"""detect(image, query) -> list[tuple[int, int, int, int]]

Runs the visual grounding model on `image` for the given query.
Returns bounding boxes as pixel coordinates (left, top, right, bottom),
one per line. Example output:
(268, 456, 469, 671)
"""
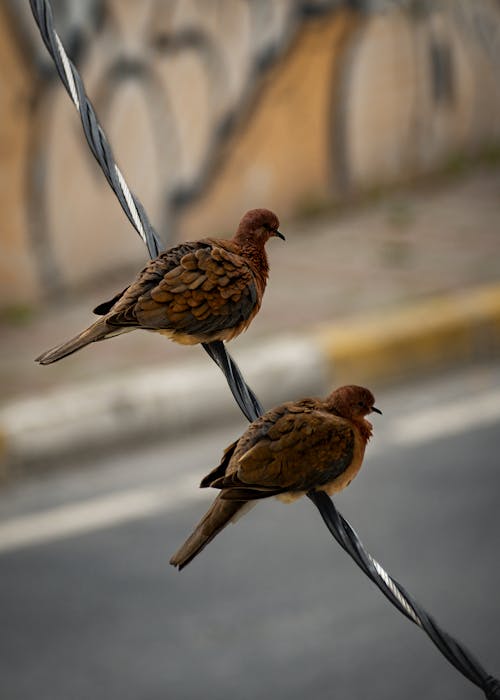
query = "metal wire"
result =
(29, 1, 499, 697)
(308, 490, 500, 699)
(29, 0, 162, 259)
(201, 341, 263, 422)
(29, 0, 262, 424)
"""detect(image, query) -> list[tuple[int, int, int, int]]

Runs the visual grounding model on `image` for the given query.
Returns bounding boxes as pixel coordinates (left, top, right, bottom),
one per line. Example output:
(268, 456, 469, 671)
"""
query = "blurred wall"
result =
(0, 4, 40, 306)
(343, 4, 500, 188)
(1, 0, 500, 308)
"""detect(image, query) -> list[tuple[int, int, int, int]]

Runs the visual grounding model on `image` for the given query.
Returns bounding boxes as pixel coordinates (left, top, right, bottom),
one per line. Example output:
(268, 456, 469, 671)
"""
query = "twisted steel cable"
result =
(28, 0, 262, 424)
(29, 0, 162, 259)
(28, 0, 499, 696)
(308, 491, 500, 699)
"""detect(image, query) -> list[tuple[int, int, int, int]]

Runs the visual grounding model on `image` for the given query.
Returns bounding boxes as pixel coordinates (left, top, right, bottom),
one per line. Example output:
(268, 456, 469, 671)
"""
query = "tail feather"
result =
(170, 496, 249, 570)
(35, 319, 115, 365)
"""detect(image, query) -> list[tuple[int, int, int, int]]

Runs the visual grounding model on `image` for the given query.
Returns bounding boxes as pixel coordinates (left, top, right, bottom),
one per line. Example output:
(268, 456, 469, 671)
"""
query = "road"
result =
(1, 364, 500, 700)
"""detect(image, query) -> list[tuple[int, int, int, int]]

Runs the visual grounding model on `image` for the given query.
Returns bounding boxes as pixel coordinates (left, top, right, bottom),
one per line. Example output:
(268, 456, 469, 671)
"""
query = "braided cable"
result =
(29, 0, 162, 259)
(308, 490, 500, 698)
(28, 1, 499, 696)
(29, 0, 262, 422)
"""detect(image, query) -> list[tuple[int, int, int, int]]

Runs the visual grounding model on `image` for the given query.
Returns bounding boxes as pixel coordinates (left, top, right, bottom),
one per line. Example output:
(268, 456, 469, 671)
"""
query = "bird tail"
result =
(35, 318, 119, 365)
(170, 495, 250, 570)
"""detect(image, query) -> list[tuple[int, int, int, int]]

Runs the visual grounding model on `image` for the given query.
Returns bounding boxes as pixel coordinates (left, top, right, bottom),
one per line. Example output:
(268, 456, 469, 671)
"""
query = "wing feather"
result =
(101, 240, 258, 336)
(206, 402, 355, 499)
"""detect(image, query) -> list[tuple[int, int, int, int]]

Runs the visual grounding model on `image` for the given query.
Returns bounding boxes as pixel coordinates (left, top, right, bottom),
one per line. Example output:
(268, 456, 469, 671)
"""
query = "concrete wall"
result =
(179, 11, 360, 240)
(0, 5, 40, 306)
(1, 0, 500, 308)
(342, 4, 500, 189)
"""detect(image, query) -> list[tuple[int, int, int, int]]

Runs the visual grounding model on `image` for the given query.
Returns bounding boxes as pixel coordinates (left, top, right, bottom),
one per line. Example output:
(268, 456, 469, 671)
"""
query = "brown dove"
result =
(36, 208, 284, 364)
(170, 385, 381, 570)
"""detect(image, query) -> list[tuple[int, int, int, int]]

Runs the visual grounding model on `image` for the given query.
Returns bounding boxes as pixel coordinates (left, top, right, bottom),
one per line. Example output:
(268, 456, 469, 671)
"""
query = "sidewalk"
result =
(1, 165, 500, 474)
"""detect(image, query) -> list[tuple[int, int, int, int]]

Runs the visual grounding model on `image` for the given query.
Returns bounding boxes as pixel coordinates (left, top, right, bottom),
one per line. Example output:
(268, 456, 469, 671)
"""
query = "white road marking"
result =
(1, 388, 499, 554)
(0, 474, 207, 555)
(391, 388, 500, 445)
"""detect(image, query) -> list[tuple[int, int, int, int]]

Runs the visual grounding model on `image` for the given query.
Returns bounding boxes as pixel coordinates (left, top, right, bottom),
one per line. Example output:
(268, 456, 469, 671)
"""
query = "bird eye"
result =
(358, 401, 364, 407)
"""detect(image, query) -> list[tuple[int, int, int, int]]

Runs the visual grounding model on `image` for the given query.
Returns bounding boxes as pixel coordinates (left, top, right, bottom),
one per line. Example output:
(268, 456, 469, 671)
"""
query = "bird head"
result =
(325, 385, 382, 420)
(235, 208, 285, 245)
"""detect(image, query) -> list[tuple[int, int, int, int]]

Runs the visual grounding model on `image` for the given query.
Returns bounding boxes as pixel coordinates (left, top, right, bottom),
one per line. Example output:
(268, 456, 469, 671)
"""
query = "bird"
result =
(170, 384, 381, 570)
(35, 208, 284, 365)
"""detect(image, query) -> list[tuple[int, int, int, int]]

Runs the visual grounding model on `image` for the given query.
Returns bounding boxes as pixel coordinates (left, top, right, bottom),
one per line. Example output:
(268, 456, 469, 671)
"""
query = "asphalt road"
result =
(1, 364, 500, 700)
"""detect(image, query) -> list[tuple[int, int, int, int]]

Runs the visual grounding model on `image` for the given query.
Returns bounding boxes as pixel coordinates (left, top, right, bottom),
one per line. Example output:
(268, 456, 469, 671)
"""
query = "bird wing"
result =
(93, 288, 128, 316)
(200, 439, 238, 488)
(210, 404, 355, 500)
(103, 240, 258, 334)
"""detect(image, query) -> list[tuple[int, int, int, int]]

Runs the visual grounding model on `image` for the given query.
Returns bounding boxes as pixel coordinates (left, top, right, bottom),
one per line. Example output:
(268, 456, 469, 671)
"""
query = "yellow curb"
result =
(315, 282, 500, 387)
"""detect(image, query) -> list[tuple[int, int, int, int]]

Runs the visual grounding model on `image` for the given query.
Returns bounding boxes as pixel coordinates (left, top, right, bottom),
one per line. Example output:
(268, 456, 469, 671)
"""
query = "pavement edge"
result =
(315, 282, 500, 386)
(1, 282, 500, 477)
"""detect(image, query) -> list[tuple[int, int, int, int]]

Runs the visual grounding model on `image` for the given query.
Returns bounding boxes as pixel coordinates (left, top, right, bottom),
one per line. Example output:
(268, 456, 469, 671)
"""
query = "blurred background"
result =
(1, 1, 500, 699)
(2, 0, 500, 304)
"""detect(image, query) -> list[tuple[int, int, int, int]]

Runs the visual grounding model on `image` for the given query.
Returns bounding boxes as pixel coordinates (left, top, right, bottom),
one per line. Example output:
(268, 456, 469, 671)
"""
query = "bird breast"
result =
(319, 429, 367, 496)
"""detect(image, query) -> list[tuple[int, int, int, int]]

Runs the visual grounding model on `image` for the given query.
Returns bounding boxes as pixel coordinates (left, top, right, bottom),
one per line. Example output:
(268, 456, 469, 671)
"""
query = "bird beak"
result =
(371, 406, 383, 415)
(273, 230, 286, 241)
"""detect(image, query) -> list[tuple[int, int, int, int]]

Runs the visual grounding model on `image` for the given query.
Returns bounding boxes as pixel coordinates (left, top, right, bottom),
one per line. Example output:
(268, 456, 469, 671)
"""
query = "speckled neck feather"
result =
(237, 238, 269, 289)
